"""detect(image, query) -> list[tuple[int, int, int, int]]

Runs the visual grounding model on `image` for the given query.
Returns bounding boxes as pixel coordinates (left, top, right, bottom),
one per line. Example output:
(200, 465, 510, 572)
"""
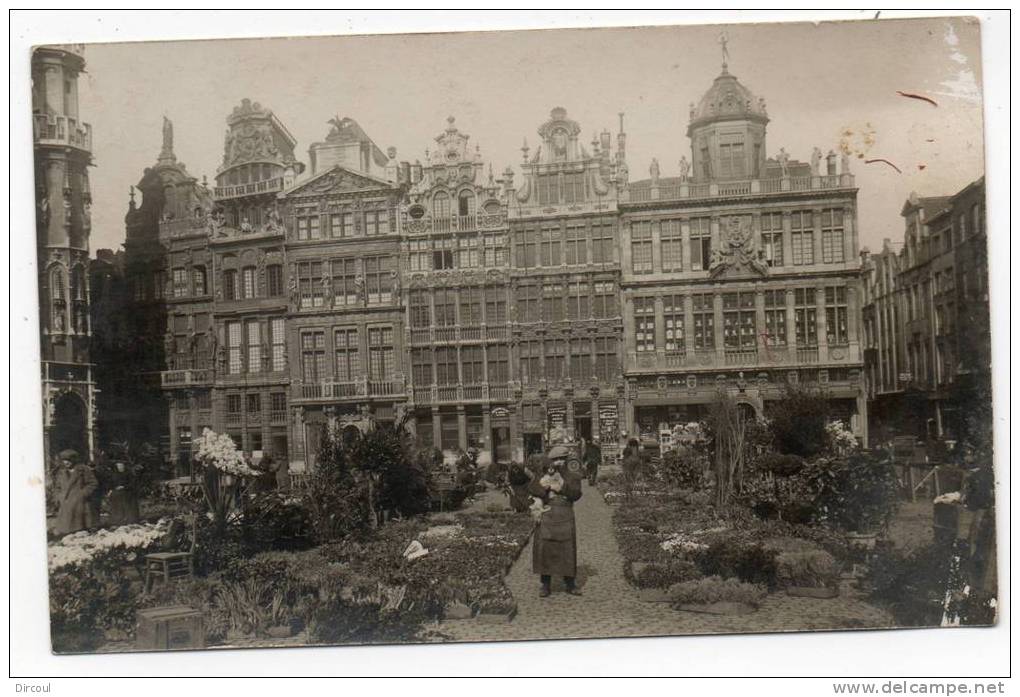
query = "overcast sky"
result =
(75, 16, 984, 254)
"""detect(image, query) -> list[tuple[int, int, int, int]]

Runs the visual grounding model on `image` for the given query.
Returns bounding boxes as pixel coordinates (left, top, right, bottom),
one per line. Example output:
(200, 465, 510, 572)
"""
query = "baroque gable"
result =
(284, 166, 396, 199)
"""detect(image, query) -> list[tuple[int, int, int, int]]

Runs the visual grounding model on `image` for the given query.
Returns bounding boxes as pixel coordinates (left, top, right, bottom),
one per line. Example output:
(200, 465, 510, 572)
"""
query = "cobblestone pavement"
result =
(438, 482, 894, 643)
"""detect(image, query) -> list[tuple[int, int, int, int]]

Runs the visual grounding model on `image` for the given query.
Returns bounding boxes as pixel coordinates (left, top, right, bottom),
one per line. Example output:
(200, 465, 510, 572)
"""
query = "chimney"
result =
(410, 160, 423, 184)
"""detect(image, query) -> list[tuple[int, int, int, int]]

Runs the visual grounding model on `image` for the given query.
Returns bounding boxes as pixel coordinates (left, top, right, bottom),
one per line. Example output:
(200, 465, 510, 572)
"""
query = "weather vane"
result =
(718, 31, 730, 69)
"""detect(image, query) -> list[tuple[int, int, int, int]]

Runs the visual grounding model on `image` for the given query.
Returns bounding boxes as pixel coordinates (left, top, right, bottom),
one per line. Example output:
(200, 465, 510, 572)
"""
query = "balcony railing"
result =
(299, 378, 405, 401)
(403, 211, 507, 234)
(410, 383, 515, 405)
(626, 174, 854, 204)
(408, 324, 512, 345)
(269, 410, 288, 425)
(627, 344, 851, 371)
(33, 114, 92, 151)
(214, 177, 284, 201)
(161, 368, 214, 387)
(42, 361, 90, 383)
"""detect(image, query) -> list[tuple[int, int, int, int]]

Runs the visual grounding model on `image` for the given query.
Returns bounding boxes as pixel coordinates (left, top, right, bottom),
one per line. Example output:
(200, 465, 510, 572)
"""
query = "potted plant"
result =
(775, 549, 840, 598)
(193, 428, 260, 536)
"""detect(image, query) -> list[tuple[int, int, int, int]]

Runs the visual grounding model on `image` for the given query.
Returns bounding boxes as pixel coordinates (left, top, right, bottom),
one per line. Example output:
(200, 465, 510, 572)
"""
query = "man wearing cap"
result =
(53, 449, 99, 537)
(528, 444, 583, 597)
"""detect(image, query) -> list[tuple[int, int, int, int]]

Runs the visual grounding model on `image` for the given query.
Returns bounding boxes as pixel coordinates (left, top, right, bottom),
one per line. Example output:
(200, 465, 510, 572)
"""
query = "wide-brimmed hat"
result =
(546, 445, 571, 460)
(58, 449, 81, 463)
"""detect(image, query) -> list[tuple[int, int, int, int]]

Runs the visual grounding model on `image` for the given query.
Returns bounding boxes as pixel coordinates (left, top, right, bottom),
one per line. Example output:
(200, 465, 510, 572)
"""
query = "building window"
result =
(485, 287, 507, 324)
(440, 413, 459, 450)
(761, 213, 784, 266)
(270, 393, 287, 421)
(296, 214, 321, 241)
(297, 261, 323, 308)
(487, 344, 509, 384)
(409, 239, 432, 271)
(461, 346, 484, 384)
(365, 209, 390, 236)
(435, 346, 458, 385)
(594, 337, 618, 382)
(562, 173, 586, 204)
(519, 284, 540, 323)
(434, 288, 456, 326)
(267, 264, 283, 297)
(246, 392, 261, 416)
(825, 286, 848, 345)
(193, 266, 208, 296)
(660, 220, 683, 272)
(794, 288, 818, 347)
(971, 203, 982, 237)
(172, 268, 188, 298)
(664, 294, 685, 353)
(246, 320, 262, 373)
(300, 331, 326, 382)
(536, 174, 560, 206)
(544, 340, 566, 382)
(700, 146, 712, 179)
(433, 192, 450, 219)
(591, 222, 614, 264)
(593, 281, 617, 318)
(540, 225, 561, 267)
(330, 258, 358, 307)
(195, 391, 212, 411)
(718, 139, 745, 179)
(723, 292, 756, 350)
(411, 348, 433, 387)
(689, 217, 711, 271)
(570, 338, 592, 382)
(791, 211, 815, 265)
(226, 394, 242, 418)
(692, 293, 715, 350)
(764, 290, 788, 347)
(955, 213, 967, 244)
(334, 327, 359, 381)
(154, 270, 167, 300)
(459, 287, 482, 326)
(634, 297, 656, 352)
(565, 224, 587, 265)
(631, 221, 653, 274)
(566, 281, 590, 320)
(227, 321, 243, 374)
(520, 341, 541, 385)
(241, 266, 257, 299)
(458, 191, 476, 218)
(270, 318, 286, 372)
(432, 237, 455, 270)
(483, 233, 508, 267)
(364, 255, 394, 304)
(457, 235, 479, 268)
(821, 209, 845, 263)
(368, 326, 395, 381)
(409, 289, 431, 328)
(514, 227, 538, 268)
(543, 283, 564, 322)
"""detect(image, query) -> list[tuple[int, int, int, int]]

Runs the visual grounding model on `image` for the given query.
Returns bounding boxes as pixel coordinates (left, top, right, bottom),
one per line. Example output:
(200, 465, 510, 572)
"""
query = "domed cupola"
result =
(686, 51, 769, 182)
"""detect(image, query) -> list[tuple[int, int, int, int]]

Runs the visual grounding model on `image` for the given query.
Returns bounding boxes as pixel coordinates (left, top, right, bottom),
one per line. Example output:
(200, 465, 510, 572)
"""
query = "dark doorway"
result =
(491, 426, 511, 463)
(574, 417, 592, 442)
(51, 392, 87, 457)
(524, 433, 543, 458)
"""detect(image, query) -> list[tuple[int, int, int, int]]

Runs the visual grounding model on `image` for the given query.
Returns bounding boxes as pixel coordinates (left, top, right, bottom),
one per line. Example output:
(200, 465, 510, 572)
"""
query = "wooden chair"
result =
(144, 512, 197, 593)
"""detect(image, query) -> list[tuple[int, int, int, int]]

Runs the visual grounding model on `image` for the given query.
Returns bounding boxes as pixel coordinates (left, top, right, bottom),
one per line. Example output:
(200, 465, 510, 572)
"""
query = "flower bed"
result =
(49, 520, 171, 572)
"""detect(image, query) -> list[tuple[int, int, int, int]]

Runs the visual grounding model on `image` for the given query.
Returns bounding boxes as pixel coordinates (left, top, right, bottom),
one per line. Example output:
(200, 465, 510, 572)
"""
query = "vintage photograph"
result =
(32, 15, 995, 655)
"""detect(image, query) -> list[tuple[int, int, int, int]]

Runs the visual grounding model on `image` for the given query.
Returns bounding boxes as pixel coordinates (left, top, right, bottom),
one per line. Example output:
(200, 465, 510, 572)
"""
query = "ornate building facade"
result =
(33, 44, 97, 461)
(619, 61, 868, 443)
(862, 179, 988, 444)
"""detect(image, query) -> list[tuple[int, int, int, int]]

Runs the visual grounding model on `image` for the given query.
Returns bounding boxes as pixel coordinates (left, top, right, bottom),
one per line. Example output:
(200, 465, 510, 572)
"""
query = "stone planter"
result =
(676, 601, 758, 616)
(786, 585, 839, 599)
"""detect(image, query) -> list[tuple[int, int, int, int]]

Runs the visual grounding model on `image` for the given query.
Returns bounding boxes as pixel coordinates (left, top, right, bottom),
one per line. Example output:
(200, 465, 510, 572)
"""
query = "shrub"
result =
(240, 491, 314, 553)
(631, 560, 703, 589)
(775, 550, 839, 588)
(803, 452, 900, 532)
(655, 448, 706, 490)
(694, 538, 780, 589)
(766, 385, 831, 459)
(670, 576, 767, 607)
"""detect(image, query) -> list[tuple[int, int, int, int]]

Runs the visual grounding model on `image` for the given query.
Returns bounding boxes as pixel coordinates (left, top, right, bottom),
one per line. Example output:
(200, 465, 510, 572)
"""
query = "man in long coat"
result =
(528, 445, 583, 597)
(53, 450, 98, 537)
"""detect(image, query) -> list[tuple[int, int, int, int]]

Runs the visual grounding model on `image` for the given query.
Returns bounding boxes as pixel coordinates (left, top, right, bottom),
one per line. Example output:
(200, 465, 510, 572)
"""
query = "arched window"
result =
(433, 192, 450, 219)
(70, 265, 86, 301)
(50, 266, 66, 332)
(457, 190, 475, 217)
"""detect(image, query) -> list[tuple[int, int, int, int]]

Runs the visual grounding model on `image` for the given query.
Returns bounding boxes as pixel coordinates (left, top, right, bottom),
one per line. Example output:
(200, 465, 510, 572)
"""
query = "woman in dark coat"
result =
(53, 450, 98, 537)
(528, 446, 583, 597)
(106, 461, 141, 525)
(506, 462, 532, 513)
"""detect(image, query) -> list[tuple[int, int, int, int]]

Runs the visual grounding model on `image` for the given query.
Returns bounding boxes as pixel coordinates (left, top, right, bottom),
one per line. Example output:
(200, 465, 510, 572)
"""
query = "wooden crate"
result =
(136, 605, 205, 651)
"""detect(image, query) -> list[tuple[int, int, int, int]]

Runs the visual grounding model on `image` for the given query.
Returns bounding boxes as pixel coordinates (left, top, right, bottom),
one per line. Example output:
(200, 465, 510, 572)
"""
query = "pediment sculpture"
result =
(709, 216, 768, 278)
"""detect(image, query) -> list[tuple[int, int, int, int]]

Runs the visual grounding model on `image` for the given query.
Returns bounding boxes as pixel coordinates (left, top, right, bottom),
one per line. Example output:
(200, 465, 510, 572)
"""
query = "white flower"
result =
(48, 519, 171, 572)
(193, 427, 260, 477)
(660, 533, 709, 554)
(934, 491, 963, 505)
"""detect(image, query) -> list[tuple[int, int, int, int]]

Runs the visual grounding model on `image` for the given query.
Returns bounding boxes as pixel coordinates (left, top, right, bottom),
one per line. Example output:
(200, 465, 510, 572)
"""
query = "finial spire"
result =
(158, 115, 176, 164)
(718, 31, 730, 72)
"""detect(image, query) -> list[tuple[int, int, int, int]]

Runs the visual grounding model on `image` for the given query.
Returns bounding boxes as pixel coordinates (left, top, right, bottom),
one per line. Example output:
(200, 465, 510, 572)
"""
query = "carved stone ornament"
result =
(709, 216, 769, 278)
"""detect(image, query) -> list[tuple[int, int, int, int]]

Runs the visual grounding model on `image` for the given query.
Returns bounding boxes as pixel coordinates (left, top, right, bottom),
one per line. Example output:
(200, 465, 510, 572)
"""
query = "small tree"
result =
(767, 384, 831, 459)
(706, 394, 749, 508)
